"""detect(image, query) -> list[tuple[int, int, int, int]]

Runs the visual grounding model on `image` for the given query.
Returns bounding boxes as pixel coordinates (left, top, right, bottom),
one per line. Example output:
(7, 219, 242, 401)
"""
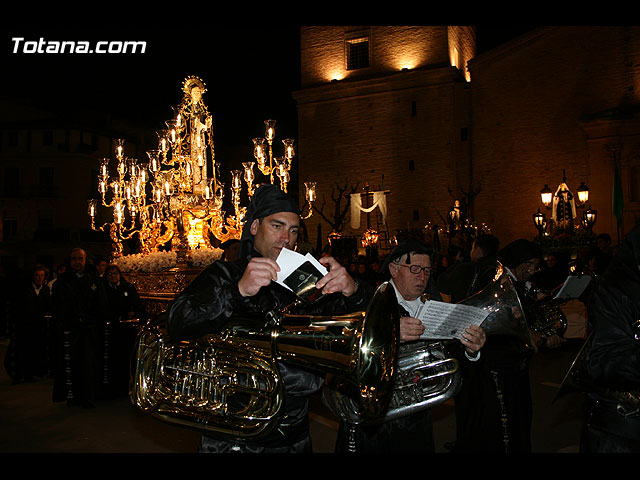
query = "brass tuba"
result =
(322, 261, 531, 425)
(130, 281, 399, 439)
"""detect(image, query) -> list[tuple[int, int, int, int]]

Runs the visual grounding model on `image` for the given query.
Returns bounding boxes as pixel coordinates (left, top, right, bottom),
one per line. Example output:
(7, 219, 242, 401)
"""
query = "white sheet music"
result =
(554, 275, 591, 300)
(275, 248, 328, 292)
(417, 300, 490, 340)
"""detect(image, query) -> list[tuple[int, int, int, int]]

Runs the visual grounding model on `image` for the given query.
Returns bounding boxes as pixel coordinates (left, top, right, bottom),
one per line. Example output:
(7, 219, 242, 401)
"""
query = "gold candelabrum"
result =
(89, 76, 245, 261)
(249, 119, 315, 219)
(89, 76, 316, 260)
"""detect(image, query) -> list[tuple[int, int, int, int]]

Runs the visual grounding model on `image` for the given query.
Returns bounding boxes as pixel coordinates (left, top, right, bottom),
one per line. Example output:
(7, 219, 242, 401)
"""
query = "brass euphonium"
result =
(322, 261, 532, 425)
(527, 261, 594, 338)
(130, 281, 399, 439)
(525, 285, 570, 338)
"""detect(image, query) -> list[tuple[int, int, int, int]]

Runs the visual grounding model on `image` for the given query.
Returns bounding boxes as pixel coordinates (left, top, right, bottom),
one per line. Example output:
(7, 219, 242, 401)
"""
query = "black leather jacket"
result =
(167, 250, 373, 449)
(587, 226, 640, 395)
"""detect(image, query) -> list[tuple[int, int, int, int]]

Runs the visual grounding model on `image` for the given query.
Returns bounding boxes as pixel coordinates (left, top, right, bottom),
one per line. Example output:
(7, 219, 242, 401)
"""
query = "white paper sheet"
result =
(275, 248, 328, 292)
(417, 300, 490, 340)
(553, 275, 591, 300)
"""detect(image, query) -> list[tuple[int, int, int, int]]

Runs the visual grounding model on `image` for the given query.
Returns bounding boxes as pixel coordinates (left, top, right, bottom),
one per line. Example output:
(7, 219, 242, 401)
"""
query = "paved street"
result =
(0, 337, 585, 454)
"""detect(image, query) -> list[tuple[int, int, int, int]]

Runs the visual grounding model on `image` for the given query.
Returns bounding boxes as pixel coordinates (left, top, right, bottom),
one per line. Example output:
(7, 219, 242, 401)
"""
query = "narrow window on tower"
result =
(346, 36, 370, 70)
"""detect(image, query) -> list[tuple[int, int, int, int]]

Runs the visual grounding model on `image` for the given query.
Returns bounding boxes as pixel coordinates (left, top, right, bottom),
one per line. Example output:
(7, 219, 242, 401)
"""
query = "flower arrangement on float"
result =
(112, 247, 223, 273)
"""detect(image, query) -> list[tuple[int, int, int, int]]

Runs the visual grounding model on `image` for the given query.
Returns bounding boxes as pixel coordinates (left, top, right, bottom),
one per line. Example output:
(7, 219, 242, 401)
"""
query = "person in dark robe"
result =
(51, 248, 108, 407)
(220, 238, 241, 262)
(8, 265, 51, 383)
(168, 184, 370, 453)
(103, 264, 144, 397)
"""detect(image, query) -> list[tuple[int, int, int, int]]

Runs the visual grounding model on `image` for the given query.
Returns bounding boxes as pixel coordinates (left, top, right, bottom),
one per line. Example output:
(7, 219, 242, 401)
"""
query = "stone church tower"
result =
(294, 26, 476, 256)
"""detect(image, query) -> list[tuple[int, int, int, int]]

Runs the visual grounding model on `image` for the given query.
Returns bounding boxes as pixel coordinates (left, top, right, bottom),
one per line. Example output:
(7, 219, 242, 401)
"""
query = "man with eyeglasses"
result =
(334, 238, 486, 453)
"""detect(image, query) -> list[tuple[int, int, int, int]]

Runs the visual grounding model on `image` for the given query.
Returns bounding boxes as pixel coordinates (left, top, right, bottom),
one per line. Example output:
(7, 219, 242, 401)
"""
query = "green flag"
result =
(613, 154, 624, 225)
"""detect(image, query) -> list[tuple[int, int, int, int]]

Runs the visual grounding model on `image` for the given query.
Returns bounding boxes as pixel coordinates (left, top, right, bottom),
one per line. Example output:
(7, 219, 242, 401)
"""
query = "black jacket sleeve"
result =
(168, 260, 252, 340)
(587, 227, 640, 393)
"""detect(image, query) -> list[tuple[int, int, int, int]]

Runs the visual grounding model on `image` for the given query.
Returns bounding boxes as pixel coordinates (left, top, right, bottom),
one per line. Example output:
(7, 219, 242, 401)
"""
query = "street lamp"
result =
(576, 182, 590, 204)
(533, 208, 546, 238)
(540, 184, 553, 208)
(582, 206, 597, 232)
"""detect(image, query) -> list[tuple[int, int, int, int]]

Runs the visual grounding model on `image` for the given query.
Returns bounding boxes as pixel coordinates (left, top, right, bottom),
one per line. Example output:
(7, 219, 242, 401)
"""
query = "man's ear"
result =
(388, 263, 397, 280)
(249, 218, 260, 236)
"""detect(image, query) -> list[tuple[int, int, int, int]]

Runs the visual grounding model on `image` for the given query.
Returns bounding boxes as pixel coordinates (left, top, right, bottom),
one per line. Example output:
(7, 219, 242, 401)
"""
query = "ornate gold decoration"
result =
(89, 76, 316, 260)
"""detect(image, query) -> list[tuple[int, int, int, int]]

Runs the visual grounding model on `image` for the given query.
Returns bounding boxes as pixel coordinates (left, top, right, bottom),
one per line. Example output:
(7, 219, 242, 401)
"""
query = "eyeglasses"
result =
(523, 261, 540, 272)
(397, 264, 432, 275)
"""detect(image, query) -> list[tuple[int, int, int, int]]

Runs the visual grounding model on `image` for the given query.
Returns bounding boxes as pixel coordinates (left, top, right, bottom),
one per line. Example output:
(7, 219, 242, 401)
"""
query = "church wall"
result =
(469, 26, 640, 246)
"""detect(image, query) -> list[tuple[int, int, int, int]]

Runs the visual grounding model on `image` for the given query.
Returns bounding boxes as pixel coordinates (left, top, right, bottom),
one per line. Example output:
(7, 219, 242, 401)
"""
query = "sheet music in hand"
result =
(275, 248, 328, 302)
(416, 300, 490, 340)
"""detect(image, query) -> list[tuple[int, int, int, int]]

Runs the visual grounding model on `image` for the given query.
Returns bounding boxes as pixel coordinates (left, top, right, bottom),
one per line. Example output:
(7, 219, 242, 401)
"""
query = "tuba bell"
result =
(130, 281, 399, 439)
(322, 261, 532, 425)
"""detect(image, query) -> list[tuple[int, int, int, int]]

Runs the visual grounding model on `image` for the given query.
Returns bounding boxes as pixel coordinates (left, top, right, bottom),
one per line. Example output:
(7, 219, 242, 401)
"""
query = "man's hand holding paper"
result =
(316, 256, 359, 297)
(417, 300, 490, 341)
(275, 248, 328, 301)
(274, 249, 360, 301)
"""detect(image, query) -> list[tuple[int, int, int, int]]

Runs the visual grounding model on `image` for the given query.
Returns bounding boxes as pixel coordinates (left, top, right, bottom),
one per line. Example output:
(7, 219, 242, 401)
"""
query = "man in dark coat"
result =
(104, 264, 144, 397)
(581, 225, 640, 452)
(9, 265, 51, 383)
(168, 184, 370, 453)
(437, 233, 500, 304)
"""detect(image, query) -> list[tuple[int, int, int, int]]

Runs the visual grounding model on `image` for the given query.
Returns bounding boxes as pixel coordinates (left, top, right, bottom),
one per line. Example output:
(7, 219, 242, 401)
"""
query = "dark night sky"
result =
(1, 24, 536, 153)
(1, 25, 302, 148)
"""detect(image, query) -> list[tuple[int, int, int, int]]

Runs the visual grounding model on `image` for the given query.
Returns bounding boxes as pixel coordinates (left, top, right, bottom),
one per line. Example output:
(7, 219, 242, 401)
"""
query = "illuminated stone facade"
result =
(294, 26, 475, 255)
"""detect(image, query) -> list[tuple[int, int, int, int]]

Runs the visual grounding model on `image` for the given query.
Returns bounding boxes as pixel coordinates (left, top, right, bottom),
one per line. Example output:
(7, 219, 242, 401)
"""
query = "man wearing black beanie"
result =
(168, 184, 371, 453)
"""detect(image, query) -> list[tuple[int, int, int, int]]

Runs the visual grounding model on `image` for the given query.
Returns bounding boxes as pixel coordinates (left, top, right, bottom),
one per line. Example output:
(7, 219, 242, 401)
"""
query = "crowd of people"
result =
(2, 182, 637, 453)
(3, 249, 144, 407)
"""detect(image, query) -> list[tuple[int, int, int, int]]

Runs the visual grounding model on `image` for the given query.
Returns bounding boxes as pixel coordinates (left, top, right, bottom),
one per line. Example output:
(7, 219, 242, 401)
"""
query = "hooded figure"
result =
(168, 184, 370, 453)
(582, 224, 640, 452)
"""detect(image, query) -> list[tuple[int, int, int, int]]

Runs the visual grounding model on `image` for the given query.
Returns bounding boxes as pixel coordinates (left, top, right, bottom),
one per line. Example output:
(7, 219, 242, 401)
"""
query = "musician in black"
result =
(168, 184, 370, 453)
(453, 239, 540, 453)
(581, 224, 640, 452)
(334, 239, 486, 453)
